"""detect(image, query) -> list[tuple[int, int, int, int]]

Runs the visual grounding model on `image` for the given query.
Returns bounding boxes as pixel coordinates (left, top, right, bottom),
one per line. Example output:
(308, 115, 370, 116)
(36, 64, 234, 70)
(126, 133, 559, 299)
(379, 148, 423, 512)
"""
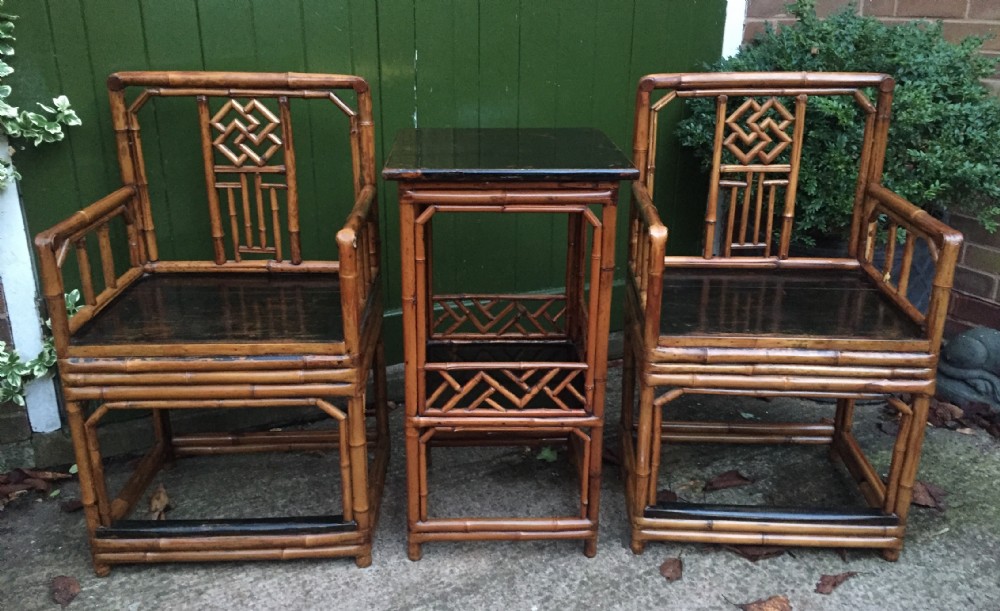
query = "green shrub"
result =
(675, 0, 1000, 244)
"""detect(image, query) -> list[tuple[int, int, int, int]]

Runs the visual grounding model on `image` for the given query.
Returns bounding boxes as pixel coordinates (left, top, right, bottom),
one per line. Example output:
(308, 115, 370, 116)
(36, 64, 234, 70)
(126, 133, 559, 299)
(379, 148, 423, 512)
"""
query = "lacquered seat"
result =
(73, 273, 344, 346)
(660, 268, 923, 341)
(622, 72, 962, 561)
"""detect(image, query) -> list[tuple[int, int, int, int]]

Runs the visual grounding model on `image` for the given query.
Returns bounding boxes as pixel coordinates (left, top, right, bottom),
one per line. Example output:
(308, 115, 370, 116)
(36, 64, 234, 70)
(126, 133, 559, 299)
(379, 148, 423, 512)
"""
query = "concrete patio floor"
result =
(3, 359, 1000, 610)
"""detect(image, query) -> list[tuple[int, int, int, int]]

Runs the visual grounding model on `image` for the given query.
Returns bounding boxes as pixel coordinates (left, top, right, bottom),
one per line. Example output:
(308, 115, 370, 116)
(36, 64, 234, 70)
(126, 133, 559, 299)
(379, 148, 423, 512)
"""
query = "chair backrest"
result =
(632, 72, 894, 260)
(107, 71, 376, 266)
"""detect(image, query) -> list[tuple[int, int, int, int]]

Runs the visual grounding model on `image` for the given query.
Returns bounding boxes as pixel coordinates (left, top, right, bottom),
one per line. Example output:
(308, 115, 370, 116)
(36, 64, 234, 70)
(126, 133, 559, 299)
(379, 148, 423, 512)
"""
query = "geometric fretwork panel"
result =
(432, 296, 567, 339)
(211, 99, 283, 167)
(723, 97, 794, 165)
(203, 97, 293, 262)
(424, 366, 587, 413)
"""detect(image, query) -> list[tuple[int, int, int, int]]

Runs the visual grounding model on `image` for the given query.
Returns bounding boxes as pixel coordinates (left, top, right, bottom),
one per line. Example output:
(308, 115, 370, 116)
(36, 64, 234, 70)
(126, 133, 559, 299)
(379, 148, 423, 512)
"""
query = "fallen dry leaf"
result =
(23, 478, 51, 493)
(22, 469, 73, 482)
(738, 594, 792, 611)
(958, 400, 991, 420)
(60, 498, 84, 513)
(149, 483, 170, 520)
(928, 399, 964, 428)
(607, 358, 623, 369)
(656, 489, 678, 504)
(724, 545, 786, 562)
(957, 402, 1000, 439)
(955, 427, 976, 435)
(659, 557, 682, 582)
(911, 481, 947, 511)
(815, 571, 857, 594)
(675, 479, 705, 495)
(0, 483, 34, 497)
(704, 469, 753, 492)
(0, 487, 29, 509)
(50, 575, 81, 607)
(5, 469, 27, 484)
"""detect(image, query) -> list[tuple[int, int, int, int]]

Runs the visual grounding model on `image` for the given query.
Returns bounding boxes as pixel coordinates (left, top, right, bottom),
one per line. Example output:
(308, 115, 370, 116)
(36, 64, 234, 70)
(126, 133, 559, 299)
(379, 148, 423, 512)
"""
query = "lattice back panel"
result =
(199, 96, 300, 263)
(712, 96, 803, 258)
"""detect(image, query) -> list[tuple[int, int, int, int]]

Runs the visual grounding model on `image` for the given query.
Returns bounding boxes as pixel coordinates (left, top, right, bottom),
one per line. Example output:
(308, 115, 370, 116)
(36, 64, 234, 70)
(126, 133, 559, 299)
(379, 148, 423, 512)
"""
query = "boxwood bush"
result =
(675, 0, 1000, 245)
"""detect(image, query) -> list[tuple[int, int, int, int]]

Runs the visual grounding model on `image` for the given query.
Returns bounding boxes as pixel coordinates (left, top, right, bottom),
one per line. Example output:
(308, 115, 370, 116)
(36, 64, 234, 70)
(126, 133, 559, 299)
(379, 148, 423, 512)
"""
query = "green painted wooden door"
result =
(8, 0, 725, 363)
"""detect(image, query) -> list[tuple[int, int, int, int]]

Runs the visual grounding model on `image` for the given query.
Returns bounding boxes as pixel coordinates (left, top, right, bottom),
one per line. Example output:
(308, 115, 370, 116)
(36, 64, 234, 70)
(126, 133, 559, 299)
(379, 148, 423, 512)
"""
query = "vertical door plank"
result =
(476, 0, 520, 294)
(140, 0, 207, 261)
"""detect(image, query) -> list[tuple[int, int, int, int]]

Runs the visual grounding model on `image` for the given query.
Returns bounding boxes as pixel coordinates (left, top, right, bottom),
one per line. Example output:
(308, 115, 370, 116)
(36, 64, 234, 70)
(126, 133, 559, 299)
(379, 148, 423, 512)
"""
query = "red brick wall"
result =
(744, 0, 1000, 333)
(744, 1, 1000, 94)
(947, 214, 1000, 334)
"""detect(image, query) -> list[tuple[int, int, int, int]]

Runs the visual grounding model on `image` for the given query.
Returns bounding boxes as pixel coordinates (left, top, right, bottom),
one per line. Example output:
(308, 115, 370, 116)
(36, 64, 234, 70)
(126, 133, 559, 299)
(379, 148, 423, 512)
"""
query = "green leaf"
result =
(536, 447, 558, 463)
(68, 464, 78, 475)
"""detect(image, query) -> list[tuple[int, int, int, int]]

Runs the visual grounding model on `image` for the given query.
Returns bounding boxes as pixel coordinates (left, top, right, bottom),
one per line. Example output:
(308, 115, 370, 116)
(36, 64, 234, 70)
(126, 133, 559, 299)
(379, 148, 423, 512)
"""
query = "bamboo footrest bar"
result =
(622, 72, 963, 561)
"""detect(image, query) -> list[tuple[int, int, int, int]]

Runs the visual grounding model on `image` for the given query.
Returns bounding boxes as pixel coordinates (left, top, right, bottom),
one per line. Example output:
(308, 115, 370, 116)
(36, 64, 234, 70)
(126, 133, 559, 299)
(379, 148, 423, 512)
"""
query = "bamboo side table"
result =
(384, 128, 637, 559)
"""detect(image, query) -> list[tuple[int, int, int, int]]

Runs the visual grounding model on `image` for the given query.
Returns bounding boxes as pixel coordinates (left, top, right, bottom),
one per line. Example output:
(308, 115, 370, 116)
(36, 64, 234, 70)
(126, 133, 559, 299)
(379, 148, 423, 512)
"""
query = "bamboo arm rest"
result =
(861, 183, 962, 350)
(34, 186, 136, 250)
(865, 184, 963, 252)
(34, 186, 144, 355)
(629, 182, 668, 348)
(336, 184, 379, 355)
(108, 71, 368, 93)
(632, 182, 668, 243)
(337, 185, 377, 242)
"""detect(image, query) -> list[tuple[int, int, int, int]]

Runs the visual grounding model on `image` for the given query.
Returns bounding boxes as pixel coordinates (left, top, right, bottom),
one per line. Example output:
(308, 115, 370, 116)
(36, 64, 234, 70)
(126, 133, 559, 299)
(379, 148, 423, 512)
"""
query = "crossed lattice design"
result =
(723, 97, 795, 165)
(425, 367, 587, 413)
(211, 99, 283, 167)
(432, 297, 567, 338)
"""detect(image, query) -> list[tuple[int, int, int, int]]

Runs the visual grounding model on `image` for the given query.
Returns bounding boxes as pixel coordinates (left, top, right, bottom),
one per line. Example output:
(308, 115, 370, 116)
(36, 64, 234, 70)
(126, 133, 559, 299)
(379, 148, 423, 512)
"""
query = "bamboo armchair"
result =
(622, 73, 963, 560)
(34, 71, 388, 574)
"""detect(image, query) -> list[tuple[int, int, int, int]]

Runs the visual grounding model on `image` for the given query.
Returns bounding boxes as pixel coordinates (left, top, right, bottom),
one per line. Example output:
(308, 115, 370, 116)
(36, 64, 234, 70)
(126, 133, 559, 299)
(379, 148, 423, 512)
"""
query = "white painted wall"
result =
(0, 136, 61, 433)
(723, 0, 748, 58)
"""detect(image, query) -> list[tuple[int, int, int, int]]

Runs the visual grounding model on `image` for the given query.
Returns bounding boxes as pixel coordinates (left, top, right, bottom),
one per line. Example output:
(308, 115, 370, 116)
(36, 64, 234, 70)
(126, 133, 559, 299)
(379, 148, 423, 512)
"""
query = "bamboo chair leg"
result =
(405, 426, 422, 561)
(82, 416, 112, 525)
(347, 393, 372, 568)
(66, 401, 111, 577)
(373, 333, 390, 441)
(620, 328, 638, 509)
(883, 394, 931, 561)
(152, 408, 175, 465)
(830, 398, 855, 460)
(585, 424, 603, 558)
(620, 329, 636, 439)
(647, 398, 664, 507)
(630, 384, 657, 555)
